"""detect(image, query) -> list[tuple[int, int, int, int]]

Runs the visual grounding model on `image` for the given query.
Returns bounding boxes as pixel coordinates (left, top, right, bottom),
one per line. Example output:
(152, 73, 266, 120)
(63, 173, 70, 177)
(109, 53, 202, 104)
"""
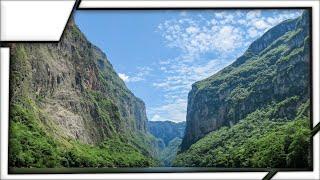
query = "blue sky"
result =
(75, 9, 302, 122)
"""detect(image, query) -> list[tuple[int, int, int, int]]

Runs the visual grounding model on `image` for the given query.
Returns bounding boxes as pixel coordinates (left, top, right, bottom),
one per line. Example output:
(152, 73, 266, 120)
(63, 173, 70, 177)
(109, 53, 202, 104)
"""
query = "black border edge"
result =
(309, 7, 314, 173)
(58, 0, 82, 42)
(262, 170, 278, 180)
(312, 123, 320, 137)
(0, 2, 317, 176)
(0, 0, 79, 44)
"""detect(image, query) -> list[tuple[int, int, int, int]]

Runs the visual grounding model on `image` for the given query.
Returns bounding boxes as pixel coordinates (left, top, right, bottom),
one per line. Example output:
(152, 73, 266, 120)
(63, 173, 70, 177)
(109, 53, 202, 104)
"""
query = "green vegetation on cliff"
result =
(177, 11, 311, 168)
(174, 100, 311, 168)
(9, 20, 158, 168)
(10, 102, 156, 168)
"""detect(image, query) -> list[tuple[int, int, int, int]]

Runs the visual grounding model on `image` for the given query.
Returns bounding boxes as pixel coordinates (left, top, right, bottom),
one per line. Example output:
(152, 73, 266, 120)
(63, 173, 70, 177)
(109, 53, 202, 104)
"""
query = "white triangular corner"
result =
(0, 0, 76, 41)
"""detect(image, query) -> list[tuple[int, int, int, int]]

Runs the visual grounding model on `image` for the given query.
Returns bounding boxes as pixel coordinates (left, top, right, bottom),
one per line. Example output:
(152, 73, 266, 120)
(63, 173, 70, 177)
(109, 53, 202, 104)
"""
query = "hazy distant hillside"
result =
(148, 121, 186, 166)
(148, 121, 185, 146)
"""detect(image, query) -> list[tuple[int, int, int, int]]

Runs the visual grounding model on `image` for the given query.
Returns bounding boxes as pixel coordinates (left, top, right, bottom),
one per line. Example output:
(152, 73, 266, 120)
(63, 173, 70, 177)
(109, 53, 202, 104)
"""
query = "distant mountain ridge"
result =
(148, 121, 186, 146)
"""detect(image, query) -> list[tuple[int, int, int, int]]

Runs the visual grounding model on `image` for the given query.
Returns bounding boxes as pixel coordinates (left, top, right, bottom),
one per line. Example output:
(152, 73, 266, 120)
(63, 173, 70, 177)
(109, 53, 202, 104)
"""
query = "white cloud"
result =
(159, 60, 170, 65)
(254, 19, 270, 30)
(118, 66, 152, 83)
(238, 19, 246, 25)
(150, 56, 231, 122)
(210, 19, 218, 25)
(186, 26, 199, 34)
(148, 99, 187, 122)
(267, 17, 278, 25)
(151, 9, 303, 122)
(151, 114, 162, 121)
(246, 10, 261, 19)
(193, 59, 226, 76)
(119, 73, 143, 83)
(264, 10, 302, 28)
(214, 12, 225, 19)
(158, 16, 244, 59)
(220, 14, 235, 25)
(153, 58, 230, 93)
(214, 26, 243, 52)
(118, 73, 129, 82)
(128, 77, 144, 82)
(248, 27, 258, 38)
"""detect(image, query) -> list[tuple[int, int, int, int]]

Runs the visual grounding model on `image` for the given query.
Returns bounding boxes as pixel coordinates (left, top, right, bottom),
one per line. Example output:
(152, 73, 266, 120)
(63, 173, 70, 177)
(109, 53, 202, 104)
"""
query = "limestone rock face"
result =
(180, 12, 310, 151)
(9, 19, 148, 145)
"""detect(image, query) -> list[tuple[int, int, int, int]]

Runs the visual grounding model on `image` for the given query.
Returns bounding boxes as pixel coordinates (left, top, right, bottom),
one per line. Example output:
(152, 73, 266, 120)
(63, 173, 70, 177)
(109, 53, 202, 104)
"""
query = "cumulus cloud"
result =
(254, 19, 270, 29)
(158, 17, 244, 60)
(151, 114, 162, 121)
(186, 26, 199, 34)
(118, 73, 129, 82)
(118, 66, 152, 83)
(245, 9, 302, 36)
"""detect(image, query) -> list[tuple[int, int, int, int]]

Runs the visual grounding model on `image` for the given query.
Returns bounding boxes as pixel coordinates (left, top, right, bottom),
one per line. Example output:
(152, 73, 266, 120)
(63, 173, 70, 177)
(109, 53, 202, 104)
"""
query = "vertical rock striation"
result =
(9, 19, 157, 167)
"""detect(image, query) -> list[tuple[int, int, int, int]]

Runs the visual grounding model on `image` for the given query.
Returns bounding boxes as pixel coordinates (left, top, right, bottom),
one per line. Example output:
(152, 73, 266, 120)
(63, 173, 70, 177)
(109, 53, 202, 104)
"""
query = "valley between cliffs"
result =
(8, 10, 312, 169)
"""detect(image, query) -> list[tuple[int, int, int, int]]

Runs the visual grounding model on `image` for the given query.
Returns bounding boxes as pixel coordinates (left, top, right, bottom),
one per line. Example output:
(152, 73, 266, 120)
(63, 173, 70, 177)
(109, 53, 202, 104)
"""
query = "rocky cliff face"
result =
(9, 19, 157, 167)
(10, 19, 147, 144)
(181, 11, 310, 151)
